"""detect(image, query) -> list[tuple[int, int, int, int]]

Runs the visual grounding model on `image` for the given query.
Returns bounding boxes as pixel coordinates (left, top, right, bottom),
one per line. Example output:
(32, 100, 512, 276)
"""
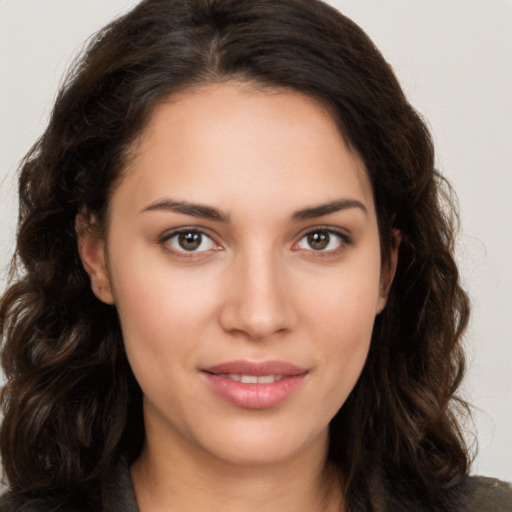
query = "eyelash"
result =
(159, 227, 220, 256)
(159, 226, 352, 257)
(294, 227, 352, 255)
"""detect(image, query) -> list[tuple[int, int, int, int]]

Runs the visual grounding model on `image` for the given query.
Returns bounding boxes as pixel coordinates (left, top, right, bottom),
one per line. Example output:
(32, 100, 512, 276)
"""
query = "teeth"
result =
(257, 375, 279, 384)
(240, 375, 259, 384)
(220, 374, 283, 384)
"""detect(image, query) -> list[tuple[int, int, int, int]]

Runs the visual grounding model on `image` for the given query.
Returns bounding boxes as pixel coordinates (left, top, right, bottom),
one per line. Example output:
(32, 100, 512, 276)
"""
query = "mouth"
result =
(212, 374, 285, 384)
(200, 360, 309, 409)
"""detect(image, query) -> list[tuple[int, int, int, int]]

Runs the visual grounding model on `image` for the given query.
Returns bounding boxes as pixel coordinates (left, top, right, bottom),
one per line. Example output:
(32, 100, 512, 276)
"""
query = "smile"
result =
(201, 360, 308, 409)
(216, 374, 285, 384)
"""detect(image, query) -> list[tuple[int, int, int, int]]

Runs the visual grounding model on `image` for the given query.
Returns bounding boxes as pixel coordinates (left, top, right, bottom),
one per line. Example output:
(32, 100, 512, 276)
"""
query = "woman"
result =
(1, 0, 511, 511)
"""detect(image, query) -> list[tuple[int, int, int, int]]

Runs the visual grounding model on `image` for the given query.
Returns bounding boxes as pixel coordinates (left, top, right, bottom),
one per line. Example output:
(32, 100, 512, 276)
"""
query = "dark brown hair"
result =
(1, 0, 471, 510)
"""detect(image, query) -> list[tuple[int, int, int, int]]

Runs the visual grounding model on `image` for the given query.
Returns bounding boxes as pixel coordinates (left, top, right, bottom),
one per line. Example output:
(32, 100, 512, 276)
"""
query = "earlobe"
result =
(376, 229, 401, 314)
(75, 212, 115, 305)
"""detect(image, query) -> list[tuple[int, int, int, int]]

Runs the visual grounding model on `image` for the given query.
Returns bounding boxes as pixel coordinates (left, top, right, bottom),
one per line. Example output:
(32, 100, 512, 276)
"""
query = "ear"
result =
(75, 212, 115, 305)
(376, 229, 401, 314)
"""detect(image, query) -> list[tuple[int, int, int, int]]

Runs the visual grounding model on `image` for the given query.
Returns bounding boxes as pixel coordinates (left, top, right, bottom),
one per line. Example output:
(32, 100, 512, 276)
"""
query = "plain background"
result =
(1, 0, 511, 483)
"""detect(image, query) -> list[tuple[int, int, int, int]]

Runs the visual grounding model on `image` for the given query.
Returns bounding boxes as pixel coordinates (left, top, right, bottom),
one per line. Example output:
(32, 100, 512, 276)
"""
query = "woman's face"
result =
(81, 82, 396, 467)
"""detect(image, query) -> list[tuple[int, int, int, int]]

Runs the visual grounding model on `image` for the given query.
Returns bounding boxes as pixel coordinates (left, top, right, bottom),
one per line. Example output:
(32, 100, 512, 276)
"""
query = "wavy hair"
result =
(1, 0, 471, 510)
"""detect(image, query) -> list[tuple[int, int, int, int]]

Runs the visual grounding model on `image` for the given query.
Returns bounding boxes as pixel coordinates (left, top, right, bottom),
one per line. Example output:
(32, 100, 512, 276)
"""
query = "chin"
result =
(190, 416, 329, 467)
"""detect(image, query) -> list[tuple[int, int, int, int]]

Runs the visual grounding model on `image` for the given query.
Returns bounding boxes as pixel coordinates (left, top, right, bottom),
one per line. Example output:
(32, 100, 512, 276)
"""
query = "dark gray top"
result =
(2, 459, 512, 511)
(105, 460, 512, 511)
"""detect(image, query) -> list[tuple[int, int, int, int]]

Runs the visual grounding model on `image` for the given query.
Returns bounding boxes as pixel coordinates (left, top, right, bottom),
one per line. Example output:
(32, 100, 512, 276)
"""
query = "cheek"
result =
(111, 249, 218, 330)
(305, 255, 381, 334)
(111, 267, 217, 423)
(303, 259, 381, 396)
(107, 251, 222, 381)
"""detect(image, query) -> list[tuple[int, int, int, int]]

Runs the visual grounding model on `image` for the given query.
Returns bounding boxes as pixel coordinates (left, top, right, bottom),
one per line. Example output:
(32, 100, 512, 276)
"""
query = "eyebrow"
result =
(140, 198, 367, 223)
(291, 199, 367, 221)
(141, 200, 230, 222)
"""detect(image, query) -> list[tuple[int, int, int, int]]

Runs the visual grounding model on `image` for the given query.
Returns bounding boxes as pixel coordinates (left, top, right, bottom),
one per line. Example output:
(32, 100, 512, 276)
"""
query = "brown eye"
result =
(164, 229, 217, 253)
(178, 231, 202, 251)
(295, 229, 348, 253)
(307, 231, 330, 250)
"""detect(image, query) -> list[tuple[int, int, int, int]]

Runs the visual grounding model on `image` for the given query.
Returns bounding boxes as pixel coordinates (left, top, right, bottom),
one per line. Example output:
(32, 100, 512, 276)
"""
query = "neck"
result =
(131, 425, 343, 512)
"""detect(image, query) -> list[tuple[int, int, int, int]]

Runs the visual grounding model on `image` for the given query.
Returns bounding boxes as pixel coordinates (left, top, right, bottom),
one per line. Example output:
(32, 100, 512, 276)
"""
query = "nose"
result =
(219, 248, 298, 341)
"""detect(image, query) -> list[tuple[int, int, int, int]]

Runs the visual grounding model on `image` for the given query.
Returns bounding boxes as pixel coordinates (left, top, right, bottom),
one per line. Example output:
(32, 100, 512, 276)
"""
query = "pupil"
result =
(178, 231, 201, 251)
(308, 231, 329, 250)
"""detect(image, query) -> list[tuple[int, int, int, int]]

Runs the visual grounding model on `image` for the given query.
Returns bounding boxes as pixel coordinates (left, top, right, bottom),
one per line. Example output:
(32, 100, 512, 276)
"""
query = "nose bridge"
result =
(220, 242, 296, 339)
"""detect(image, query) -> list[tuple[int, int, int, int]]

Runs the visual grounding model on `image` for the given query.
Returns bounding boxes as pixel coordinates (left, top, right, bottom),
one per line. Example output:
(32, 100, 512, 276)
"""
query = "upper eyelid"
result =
(157, 224, 352, 249)
(293, 226, 352, 251)
(295, 225, 351, 240)
(158, 227, 222, 255)
(160, 226, 217, 242)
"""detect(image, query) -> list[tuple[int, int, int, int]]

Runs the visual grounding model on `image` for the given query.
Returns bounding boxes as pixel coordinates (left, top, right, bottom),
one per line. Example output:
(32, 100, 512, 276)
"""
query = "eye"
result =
(162, 229, 218, 253)
(295, 229, 349, 252)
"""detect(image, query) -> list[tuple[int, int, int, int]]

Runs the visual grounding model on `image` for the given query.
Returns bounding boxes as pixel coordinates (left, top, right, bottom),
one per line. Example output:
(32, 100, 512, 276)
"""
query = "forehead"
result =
(115, 81, 374, 218)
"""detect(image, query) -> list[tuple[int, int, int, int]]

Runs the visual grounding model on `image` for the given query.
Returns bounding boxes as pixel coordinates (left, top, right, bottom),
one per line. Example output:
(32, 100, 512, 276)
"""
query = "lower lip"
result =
(201, 372, 307, 409)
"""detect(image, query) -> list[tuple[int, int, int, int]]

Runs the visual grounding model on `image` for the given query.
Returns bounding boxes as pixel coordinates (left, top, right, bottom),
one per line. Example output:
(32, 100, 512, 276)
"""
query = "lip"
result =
(201, 360, 309, 409)
(203, 360, 307, 376)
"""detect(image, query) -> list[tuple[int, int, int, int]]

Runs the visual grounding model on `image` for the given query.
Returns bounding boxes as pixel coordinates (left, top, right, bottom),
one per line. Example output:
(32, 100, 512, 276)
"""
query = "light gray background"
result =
(1, 1, 511, 482)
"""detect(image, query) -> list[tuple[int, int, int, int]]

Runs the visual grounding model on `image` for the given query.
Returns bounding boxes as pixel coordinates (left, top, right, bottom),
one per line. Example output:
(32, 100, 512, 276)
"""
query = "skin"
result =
(78, 82, 398, 512)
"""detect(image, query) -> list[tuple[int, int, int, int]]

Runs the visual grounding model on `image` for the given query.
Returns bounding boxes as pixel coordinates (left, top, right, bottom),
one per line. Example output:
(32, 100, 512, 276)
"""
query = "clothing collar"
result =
(103, 458, 140, 512)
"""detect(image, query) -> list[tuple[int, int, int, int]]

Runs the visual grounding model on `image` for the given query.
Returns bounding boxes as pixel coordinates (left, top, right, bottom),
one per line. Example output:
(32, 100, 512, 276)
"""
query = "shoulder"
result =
(0, 494, 43, 512)
(0, 493, 103, 512)
(454, 476, 512, 512)
(0, 491, 72, 512)
(0, 458, 136, 512)
(0, 486, 103, 512)
(0, 494, 13, 512)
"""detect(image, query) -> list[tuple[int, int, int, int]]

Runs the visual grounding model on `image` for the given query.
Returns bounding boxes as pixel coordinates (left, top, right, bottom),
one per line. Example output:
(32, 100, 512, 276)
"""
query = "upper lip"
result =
(202, 360, 308, 376)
